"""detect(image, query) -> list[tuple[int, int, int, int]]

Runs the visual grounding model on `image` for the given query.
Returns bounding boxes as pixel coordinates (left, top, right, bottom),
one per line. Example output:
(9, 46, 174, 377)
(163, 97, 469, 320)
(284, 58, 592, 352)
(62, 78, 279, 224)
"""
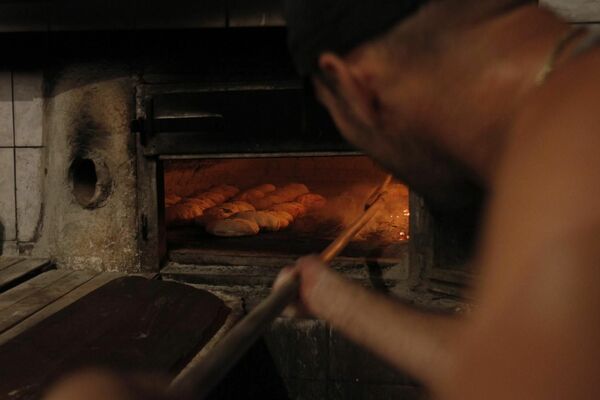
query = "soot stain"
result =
(68, 105, 110, 161)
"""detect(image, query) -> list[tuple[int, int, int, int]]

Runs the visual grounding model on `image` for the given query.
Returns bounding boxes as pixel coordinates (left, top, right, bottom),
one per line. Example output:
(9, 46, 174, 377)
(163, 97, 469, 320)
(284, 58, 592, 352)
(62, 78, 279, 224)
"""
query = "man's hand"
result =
(273, 255, 460, 394)
(272, 255, 328, 318)
(43, 369, 172, 400)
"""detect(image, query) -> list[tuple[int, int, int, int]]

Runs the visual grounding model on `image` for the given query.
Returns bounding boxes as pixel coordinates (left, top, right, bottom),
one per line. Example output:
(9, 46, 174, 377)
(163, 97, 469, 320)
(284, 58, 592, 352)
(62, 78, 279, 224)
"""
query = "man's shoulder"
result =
(480, 48, 600, 282)
(503, 47, 600, 172)
(517, 48, 600, 137)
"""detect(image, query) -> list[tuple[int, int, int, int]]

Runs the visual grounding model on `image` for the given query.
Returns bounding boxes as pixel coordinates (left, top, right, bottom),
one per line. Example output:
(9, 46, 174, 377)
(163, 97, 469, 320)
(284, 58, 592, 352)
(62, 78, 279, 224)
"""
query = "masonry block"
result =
(284, 378, 328, 400)
(329, 382, 423, 400)
(15, 147, 43, 242)
(265, 317, 329, 380)
(1, 240, 18, 256)
(329, 329, 414, 385)
(0, 71, 13, 147)
(0, 148, 16, 241)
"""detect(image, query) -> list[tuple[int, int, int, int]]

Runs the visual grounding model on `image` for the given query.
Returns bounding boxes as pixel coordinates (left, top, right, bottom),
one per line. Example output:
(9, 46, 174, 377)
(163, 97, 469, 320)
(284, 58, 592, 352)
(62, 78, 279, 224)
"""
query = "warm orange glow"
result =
(164, 157, 409, 243)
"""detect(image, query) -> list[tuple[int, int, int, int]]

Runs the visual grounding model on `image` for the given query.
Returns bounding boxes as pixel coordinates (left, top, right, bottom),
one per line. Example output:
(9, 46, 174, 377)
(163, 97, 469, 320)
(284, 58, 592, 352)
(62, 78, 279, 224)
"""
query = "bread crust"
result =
(202, 201, 256, 221)
(271, 202, 307, 218)
(206, 218, 260, 237)
(165, 194, 182, 207)
(295, 193, 327, 210)
(236, 184, 277, 202)
(236, 211, 288, 231)
(270, 211, 294, 228)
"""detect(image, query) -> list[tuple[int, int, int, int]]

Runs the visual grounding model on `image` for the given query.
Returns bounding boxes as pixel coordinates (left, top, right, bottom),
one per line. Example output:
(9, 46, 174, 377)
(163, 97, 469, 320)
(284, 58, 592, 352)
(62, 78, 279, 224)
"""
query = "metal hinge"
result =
(141, 214, 149, 241)
(130, 118, 147, 145)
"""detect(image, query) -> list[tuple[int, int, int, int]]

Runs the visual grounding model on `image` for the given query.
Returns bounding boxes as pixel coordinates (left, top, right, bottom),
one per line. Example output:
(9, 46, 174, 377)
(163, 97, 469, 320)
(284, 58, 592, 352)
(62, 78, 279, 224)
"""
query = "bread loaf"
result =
(166, 202, 204, 224)
(186, 197, 216, 210)
(270, 211, 294, 228)
(271, 202, 306, 218)
(236, 211, 287, 231)
(254, 184, 276, 193)
(206, 218, 260, 237)
(252, 184, 310, 210)
(210, 184, 240, 199)
(165, 194, 182, 207)
(235, 184, 277, 202)
(295, 193, 327, 210)
(202, 201, 256, 221)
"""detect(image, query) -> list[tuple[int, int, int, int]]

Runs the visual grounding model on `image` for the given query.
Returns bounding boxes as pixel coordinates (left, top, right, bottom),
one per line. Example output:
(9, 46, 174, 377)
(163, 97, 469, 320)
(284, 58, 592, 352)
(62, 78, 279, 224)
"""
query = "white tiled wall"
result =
(15, 148, 43, 242)
(0, 148, 16, 241)
(0, 71, 13, 147)
(13, 71, 44, 147)
(0, 69, 44, 256)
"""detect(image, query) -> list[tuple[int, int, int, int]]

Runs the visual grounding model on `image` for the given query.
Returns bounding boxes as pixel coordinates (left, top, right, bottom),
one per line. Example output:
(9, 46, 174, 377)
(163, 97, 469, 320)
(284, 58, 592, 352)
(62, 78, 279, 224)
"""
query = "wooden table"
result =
(0, 257, 234, 400)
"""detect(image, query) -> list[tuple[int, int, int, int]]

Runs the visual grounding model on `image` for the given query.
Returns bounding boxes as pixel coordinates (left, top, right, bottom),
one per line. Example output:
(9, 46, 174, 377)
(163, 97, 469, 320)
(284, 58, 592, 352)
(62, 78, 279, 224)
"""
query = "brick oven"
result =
(0, 3, 482, 399)
(1, 1, 593, 399)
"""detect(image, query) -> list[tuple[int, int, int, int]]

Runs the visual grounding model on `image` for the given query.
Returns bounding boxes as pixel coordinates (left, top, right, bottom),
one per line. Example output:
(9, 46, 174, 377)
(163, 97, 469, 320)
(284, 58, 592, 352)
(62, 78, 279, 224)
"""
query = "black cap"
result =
(284, 0, 428, 76)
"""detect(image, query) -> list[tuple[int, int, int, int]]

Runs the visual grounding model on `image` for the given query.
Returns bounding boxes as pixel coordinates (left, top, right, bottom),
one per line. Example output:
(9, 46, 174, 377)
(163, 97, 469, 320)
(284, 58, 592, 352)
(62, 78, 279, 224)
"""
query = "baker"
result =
(274, 0, 600, 398)
(44, 0, 600, 398)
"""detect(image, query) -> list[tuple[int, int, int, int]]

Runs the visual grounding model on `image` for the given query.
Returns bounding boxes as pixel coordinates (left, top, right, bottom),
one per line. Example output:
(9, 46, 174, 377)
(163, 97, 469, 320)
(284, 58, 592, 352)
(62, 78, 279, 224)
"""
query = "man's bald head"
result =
(284, 0, 428, 76)
(284, 0, 535, 76)
(283, 0, 544, 216)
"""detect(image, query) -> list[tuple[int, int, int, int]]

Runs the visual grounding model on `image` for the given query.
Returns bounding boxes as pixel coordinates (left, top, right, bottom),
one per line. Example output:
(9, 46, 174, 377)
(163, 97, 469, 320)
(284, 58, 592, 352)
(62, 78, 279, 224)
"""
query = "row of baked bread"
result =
(165, 184, 240, 225)
(165, 183, 327, 236)
(204, 184, 326, 237)
(168, 183, 279, 225)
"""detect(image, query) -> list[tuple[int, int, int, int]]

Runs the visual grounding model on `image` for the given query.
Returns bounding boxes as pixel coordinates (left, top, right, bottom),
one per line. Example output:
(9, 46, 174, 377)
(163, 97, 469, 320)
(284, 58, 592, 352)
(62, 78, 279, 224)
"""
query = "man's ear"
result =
(317, 52, 380, 129)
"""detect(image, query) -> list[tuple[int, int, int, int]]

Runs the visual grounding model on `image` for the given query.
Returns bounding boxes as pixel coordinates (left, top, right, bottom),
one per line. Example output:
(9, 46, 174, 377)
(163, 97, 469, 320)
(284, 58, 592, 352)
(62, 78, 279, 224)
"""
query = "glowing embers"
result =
(289, 183, 409, 243)
(163, 157, 409, 243)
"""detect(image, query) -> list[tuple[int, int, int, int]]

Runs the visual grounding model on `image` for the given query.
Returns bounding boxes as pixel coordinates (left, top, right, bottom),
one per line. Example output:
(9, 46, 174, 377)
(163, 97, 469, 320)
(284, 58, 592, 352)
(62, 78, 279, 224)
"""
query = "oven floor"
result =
(0, 257, 230, 400)
(168, 227, 408, 267)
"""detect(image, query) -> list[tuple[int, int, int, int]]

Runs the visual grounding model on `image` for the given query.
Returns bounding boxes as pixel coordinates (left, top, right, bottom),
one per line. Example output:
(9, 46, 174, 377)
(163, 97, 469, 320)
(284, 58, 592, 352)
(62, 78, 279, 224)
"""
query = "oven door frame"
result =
(135, 150, 437, 292)
(133, 80, 359, 272)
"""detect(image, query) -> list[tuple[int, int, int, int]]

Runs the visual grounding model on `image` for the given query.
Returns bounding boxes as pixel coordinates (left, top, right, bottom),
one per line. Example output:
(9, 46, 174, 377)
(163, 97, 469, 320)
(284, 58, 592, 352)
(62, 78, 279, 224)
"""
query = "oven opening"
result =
(163, 155, 409, 267)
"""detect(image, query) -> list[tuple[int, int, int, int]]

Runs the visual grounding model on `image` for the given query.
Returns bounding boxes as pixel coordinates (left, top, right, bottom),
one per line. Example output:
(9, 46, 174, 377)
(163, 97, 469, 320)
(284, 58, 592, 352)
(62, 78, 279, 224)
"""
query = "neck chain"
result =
(535, 27, 586, 85)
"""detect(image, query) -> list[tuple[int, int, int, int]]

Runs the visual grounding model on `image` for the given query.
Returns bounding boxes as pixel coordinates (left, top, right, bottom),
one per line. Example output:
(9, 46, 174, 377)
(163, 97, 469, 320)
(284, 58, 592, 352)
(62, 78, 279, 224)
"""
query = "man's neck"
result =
(425, 5, 570, 183)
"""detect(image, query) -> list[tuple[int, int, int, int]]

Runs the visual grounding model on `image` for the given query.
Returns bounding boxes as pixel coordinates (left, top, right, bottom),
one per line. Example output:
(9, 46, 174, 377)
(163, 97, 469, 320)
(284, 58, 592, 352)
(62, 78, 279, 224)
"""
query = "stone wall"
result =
(38, 64, 139, 272)
(265, 318, 423, 400)
(0, 59, 139, 271)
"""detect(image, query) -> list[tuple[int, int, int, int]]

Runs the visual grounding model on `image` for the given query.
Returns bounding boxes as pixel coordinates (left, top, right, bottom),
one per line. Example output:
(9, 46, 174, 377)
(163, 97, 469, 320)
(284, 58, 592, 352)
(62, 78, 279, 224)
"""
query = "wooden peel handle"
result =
(320, 190, 388, 263)
(170, 276, 301, 399)
(169, 176, 392, 399)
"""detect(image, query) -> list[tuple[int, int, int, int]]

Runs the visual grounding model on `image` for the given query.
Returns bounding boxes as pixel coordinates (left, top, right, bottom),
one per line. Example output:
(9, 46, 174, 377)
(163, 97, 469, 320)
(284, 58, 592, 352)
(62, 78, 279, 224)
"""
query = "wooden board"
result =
(0, 269, 72, 313)
(0, 270, 99, 334)
(0, 272, 124, 346)
(0, 276, 230, 400)
(0, 258, 52, 293)
(171, 285, 244, 388)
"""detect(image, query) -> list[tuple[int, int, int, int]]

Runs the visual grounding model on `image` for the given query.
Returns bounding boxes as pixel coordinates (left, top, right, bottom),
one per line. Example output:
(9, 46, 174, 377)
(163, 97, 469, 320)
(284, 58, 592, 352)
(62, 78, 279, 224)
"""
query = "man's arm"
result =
(278, 256, 462, 390)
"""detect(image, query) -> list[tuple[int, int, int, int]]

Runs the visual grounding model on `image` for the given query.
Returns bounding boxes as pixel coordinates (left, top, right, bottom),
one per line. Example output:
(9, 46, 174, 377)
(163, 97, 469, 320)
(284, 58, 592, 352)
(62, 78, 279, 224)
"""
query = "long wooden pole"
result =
(169, 175, 393, 399)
